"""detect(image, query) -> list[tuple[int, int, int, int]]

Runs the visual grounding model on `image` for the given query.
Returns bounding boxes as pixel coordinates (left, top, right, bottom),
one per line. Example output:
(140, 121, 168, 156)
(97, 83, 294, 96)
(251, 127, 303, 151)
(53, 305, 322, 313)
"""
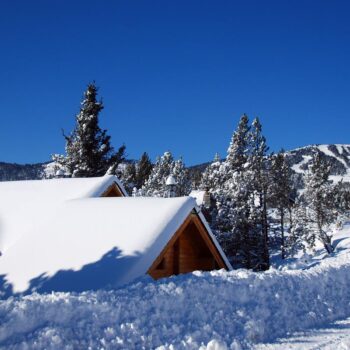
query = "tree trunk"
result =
(280, 208, 285, 259)
(317, 221, 334, 254)
(261, 190, 270, 269)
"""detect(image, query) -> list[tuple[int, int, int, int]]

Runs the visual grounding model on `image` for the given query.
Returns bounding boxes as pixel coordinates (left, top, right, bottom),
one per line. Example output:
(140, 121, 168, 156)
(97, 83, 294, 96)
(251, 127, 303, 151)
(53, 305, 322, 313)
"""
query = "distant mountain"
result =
(187, 144, 350, 189)
(0, 162, 47, 181)
(1, 144, 350, 185)
(286, 144, 350, 184)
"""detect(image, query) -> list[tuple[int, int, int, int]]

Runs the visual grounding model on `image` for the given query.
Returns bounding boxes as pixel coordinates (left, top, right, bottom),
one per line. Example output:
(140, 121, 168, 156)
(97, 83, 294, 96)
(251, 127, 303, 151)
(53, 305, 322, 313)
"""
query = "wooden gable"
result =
(100, 182, 125, 197)
(148, 212, 228, 280)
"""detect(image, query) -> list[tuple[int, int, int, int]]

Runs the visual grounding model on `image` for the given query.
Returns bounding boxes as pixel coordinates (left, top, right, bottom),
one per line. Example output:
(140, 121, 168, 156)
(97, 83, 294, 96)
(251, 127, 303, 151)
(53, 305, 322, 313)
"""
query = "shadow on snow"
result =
(0, 247, 142, 299)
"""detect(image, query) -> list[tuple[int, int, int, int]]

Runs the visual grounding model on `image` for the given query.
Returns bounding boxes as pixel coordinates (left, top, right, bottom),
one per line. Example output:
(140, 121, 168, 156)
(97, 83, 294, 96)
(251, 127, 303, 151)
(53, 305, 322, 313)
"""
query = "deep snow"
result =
(0, 177, 230, 294)
(0, 175, 127, 253)
(0, 225, 350, 349)
(254, 317, 350, 350)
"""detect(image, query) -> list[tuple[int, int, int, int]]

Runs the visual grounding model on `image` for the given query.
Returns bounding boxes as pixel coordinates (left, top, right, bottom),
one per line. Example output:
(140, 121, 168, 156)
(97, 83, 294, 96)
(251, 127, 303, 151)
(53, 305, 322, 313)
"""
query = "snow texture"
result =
(0, 175, 127, 253)
(0, 227, 349, 349)
(291, 155, 312, 174)
(0, 176, 229, 295)
(254, 317, 350, 350)
(189, 190, 207, 206)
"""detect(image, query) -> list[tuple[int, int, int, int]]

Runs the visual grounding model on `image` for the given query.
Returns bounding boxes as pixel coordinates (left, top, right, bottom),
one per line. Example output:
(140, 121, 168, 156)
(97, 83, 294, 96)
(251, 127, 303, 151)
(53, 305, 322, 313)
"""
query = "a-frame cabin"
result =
(148, 210, 227, 279)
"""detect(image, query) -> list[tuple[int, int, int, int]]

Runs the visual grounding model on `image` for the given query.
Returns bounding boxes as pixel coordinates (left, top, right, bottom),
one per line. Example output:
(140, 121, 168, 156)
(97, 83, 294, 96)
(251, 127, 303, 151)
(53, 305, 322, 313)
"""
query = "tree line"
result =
(53, 83, 350, 270)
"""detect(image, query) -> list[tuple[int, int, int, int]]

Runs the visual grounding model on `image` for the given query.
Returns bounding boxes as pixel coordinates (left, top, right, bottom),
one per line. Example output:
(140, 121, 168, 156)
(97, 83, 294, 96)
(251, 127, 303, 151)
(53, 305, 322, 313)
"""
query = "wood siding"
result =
(101, 183, 124, 197)
(148, 212, 227, 280)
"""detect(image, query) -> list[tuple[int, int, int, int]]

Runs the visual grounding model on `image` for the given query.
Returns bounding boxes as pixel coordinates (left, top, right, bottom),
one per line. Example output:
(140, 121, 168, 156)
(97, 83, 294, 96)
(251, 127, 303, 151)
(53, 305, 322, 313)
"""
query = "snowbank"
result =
(1, 248, 350, 349)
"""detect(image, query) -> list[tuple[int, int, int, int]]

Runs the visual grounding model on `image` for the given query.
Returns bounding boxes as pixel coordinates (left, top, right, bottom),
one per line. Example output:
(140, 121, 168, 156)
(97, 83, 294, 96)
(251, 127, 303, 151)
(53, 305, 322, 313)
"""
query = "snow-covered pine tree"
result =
(172, 157, 191, 196)
(226, 114, 250, 172)
(135, 152, 153, 189)
(269, 150, 294, 259)
(287, 198, 308, 255)
(119, 162, 137, 195)
(223, 170, 254, 267)
(333, 181, 350, 216)
(243, 117, 270, 270)
(200, 153, 223, 193)
(199, 115, 271, 270)
(213, 115, 252, 266)
(142, 151, 175, 197)
(302, 151, 337, 254)
(53, 83, 125, 177)
(216, 114, 251, 208)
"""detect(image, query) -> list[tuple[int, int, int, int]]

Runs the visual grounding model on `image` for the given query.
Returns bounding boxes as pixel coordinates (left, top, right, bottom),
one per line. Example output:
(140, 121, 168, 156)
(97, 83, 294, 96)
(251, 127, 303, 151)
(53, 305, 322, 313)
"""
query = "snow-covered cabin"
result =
(0, 176, 231, 296)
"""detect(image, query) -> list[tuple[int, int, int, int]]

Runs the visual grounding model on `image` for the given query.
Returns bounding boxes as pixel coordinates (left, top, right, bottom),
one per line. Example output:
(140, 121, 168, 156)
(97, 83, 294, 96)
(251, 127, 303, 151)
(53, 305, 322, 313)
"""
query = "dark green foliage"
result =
(53, 83, 125, 177)
(135, 152, 153, 189)
(269, 150, 294, 259)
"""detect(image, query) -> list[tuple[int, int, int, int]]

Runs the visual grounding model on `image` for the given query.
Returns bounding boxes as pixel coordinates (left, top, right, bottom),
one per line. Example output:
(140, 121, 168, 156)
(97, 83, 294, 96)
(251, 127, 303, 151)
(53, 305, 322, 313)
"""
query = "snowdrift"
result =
(1, 247, 350, 350)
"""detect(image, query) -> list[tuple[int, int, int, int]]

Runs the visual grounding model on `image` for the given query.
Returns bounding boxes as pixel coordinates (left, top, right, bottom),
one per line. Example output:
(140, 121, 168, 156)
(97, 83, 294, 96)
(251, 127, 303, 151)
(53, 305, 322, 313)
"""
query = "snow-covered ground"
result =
(255, 317, 350, 350)
(1, 225, 349, 349)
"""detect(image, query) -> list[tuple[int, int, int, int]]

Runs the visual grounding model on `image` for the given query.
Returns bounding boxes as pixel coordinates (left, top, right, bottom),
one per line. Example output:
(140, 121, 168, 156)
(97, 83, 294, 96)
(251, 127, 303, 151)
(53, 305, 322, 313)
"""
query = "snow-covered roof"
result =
(0, 177, 230, 295)
(0, 175, 127, 252)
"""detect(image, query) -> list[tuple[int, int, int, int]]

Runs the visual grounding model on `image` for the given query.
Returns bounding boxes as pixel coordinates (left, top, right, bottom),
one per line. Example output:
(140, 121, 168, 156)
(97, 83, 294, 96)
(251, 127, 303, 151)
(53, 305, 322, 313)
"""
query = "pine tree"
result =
(244, 117, 270, 270)
(287, 200, 308, 255)
(200, 153, 223, 192)
(135, 152, 153, 189)
(142, 151, 174, 197)
(269, 150, 294, 259)
(302, 152, 337, 254)
(53, 83, 125, 177)
(119, 162, 137, 195)
(226, 114, 250, 171)
(224, 170, 254, 267)
(214, 115, 251, 249)
(199, 115, 271, 270)
(172, 157, 191, 196)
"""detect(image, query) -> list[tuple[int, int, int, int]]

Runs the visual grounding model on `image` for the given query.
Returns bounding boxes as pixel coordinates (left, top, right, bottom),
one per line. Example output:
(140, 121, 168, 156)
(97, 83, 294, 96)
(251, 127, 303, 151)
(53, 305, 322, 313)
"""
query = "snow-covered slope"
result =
(287, 144, 350, 184)
(0, 226, 349, 349)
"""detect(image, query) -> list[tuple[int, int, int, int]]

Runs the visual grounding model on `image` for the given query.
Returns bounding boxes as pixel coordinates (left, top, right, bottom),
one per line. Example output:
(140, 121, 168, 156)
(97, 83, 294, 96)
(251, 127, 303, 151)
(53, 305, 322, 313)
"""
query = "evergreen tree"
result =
(135, 152, 153, 189)
(53, 83, 125, 177)
(142, 151, 174, 197)
(223, 170, 254, 267)
(287, 200, 308, 255)
(214, 116, 271, 270)
(302, 152, 337, 254)
(269, 150, 294, 259)
(119, 162, 137, 195)
(333, 181, 350, 214)
(226, 114, 250, 171)
(172, 157, 191, 196)
(213, 115, 251, 248)
(200, 153, 222, 192)
(245, 117, 270, 270)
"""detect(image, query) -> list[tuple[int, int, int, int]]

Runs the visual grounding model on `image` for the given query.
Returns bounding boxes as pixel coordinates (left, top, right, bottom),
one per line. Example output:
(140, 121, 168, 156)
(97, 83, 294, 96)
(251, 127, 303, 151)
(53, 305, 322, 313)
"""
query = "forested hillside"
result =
(2, 144, 350, 186)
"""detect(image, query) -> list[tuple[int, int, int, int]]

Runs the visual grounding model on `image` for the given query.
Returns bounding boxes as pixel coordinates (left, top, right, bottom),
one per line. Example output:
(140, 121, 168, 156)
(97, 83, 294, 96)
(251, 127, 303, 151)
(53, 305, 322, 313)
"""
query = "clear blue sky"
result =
(0, 1, 349, 165)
